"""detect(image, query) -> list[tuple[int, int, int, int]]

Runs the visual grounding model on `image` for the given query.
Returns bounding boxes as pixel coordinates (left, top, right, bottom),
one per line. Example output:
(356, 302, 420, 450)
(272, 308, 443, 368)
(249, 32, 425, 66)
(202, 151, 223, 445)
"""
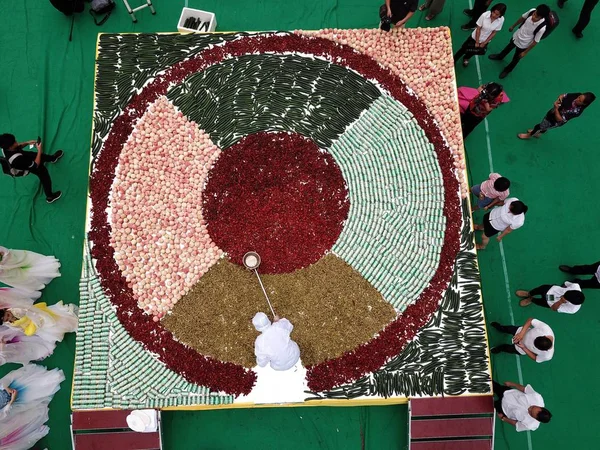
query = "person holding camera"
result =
(0, 134, 63, 204)
(380, 0, 418, 31)
(454, 3, 507, 68)
(516, 281, 585, 313)
(517, 92, 596, 139)
(460, 82, 506, 138)
(488, 4, 550, 79)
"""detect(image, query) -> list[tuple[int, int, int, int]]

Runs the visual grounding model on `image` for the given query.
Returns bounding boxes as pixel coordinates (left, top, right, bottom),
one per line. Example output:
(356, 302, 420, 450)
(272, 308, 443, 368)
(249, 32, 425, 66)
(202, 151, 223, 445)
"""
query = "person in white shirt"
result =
(490, 318, 554, 362)
(454, 3, 506, 67)
(493, 380, 552, 432)
(253, 312, 300, 371)
(474, 198, 527, 250)
(559, 261, 600, 289)
(516, 281, 585, 313)
(488, 4, 550, 78)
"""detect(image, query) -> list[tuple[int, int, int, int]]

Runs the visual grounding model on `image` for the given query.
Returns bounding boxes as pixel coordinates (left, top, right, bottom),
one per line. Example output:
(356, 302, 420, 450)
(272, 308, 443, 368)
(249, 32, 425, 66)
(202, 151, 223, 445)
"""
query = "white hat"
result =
(126, 409, 157, 433)
(126, 413, 146, 432)
(252, 312, 271, 332)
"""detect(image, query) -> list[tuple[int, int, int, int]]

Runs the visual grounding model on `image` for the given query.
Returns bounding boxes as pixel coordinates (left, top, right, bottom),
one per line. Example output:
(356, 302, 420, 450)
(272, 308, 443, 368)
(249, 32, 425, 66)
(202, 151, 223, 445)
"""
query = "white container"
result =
(177, 7, 217, 33)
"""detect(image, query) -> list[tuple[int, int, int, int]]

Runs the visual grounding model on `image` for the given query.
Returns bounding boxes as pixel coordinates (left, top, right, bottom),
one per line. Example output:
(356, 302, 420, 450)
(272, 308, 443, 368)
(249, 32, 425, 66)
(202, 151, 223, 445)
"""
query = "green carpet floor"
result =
(1, 1, 599, 449)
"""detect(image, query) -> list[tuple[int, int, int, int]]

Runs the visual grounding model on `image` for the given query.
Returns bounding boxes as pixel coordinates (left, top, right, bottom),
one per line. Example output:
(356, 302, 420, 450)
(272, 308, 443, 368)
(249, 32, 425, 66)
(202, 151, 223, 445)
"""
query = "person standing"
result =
(493, 380, 552, 431)
(462, 0, 493, 30)
(0, 134, 63, 203)
(516, 281, 585, 312)
(517, 92, 596, 139)
(418, 0, 446, 21)
(252, 312, 301, 371)
(455, 4, 506, 67)
(488, 5, 550, 79)
(558, 0, 599, 38)
(490, 318, 554, 363)
(380, 0, 418, 31)
(474, 197, 527, 250)
(461, 82, 507, 138)
(470, 173, 510, 211)
(559, 261, 600, 288)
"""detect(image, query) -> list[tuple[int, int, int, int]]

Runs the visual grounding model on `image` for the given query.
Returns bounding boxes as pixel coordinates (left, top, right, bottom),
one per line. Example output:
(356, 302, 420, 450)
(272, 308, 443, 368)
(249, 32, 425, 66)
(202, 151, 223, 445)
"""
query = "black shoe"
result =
(557, 0, 565, 8)
(50, 150, 64, 163)
(499, 70, 509, 79)
(461, 24, 475, 31)
(559, 265, 573, 274)
(572, 28, 583, 39)
(463, 8, 473, 17)
(46, 191, 62, 204)
(491, 347, 502, 354)
(490, 322, 503, 332)
(488, 54, 503, 61)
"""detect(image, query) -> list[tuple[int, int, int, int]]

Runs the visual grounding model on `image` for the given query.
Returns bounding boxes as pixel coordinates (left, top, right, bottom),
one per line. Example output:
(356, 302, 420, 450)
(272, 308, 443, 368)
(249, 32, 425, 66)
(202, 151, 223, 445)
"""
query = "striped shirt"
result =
(480, 173, 509, 200)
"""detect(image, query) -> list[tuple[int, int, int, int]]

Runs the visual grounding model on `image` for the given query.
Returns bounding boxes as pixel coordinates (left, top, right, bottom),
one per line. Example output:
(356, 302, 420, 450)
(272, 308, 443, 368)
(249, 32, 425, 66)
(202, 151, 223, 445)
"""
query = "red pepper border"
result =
(88, 33, 461, 396)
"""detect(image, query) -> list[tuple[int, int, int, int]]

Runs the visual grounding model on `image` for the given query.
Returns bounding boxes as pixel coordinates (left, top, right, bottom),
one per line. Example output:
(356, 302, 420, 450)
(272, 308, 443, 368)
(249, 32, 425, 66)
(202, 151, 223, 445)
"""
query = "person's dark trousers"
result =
(496, 39, 527, 74)
(569, 261, 600, 275)
(492, 323, 520, 354)
(569, 261, 600, 288)
(454, 37, 476, 62)
(531, 109, 565, 135)
(573, 0, 599, 34)
(30, 164, 54, 198)
(492, 381, 510, 414)
(461, 109, 484, 138)
(26, 154, 57, 198)
(528, 284, 553, 308)
(464, 0, 489, 27)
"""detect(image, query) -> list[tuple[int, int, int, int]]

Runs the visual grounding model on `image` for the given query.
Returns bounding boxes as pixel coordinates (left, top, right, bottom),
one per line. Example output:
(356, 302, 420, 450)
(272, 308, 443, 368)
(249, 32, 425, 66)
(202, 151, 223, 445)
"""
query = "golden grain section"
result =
(162, 254, 397, 367)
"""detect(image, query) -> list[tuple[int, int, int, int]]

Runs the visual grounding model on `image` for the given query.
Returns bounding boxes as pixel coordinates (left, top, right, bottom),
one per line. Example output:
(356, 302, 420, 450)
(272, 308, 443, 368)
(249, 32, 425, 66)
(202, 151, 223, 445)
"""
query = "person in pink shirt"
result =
(471, 173, 510, 210)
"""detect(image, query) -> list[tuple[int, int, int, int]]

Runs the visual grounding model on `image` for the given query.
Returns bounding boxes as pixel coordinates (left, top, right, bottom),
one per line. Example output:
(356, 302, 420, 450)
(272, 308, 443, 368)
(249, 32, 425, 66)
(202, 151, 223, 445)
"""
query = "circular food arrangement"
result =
(88, 31, 467, 397)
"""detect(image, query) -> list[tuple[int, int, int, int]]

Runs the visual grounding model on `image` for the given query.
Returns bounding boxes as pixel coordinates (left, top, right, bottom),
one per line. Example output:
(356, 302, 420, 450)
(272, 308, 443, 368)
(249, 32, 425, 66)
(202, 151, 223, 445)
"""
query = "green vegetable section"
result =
(167, 54, 381, 149)
(329, 95, 445, 310)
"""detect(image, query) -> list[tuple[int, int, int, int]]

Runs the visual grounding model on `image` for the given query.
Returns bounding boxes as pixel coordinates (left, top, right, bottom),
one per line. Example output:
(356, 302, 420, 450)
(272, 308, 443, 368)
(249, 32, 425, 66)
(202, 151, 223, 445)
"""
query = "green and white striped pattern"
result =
(72, 240, 234, 409)
(330, 95, 445, 310)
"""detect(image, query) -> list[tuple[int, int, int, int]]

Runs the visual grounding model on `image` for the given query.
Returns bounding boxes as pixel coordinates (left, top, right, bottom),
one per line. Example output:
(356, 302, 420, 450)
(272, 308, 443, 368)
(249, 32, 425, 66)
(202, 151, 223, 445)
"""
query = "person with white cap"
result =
(252, 312, 300, 371)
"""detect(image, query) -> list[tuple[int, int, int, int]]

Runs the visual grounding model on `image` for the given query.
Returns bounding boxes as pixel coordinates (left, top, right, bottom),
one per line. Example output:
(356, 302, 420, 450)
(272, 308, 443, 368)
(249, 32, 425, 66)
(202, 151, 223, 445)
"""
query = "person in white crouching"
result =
(252, 312, 300, 371)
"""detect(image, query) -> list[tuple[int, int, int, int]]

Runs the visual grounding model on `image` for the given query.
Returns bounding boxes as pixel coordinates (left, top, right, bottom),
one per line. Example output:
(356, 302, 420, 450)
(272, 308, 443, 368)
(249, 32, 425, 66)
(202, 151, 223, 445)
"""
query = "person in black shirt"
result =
(381, 0, 418, 30)
(0, 133, 63, 203)
(517, 92, 596, 139)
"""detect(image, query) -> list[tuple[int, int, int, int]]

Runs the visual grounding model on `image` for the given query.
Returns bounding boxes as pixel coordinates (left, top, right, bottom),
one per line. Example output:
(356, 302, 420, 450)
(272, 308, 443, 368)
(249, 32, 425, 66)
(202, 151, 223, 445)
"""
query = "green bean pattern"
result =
(167, 54, 381, 149)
